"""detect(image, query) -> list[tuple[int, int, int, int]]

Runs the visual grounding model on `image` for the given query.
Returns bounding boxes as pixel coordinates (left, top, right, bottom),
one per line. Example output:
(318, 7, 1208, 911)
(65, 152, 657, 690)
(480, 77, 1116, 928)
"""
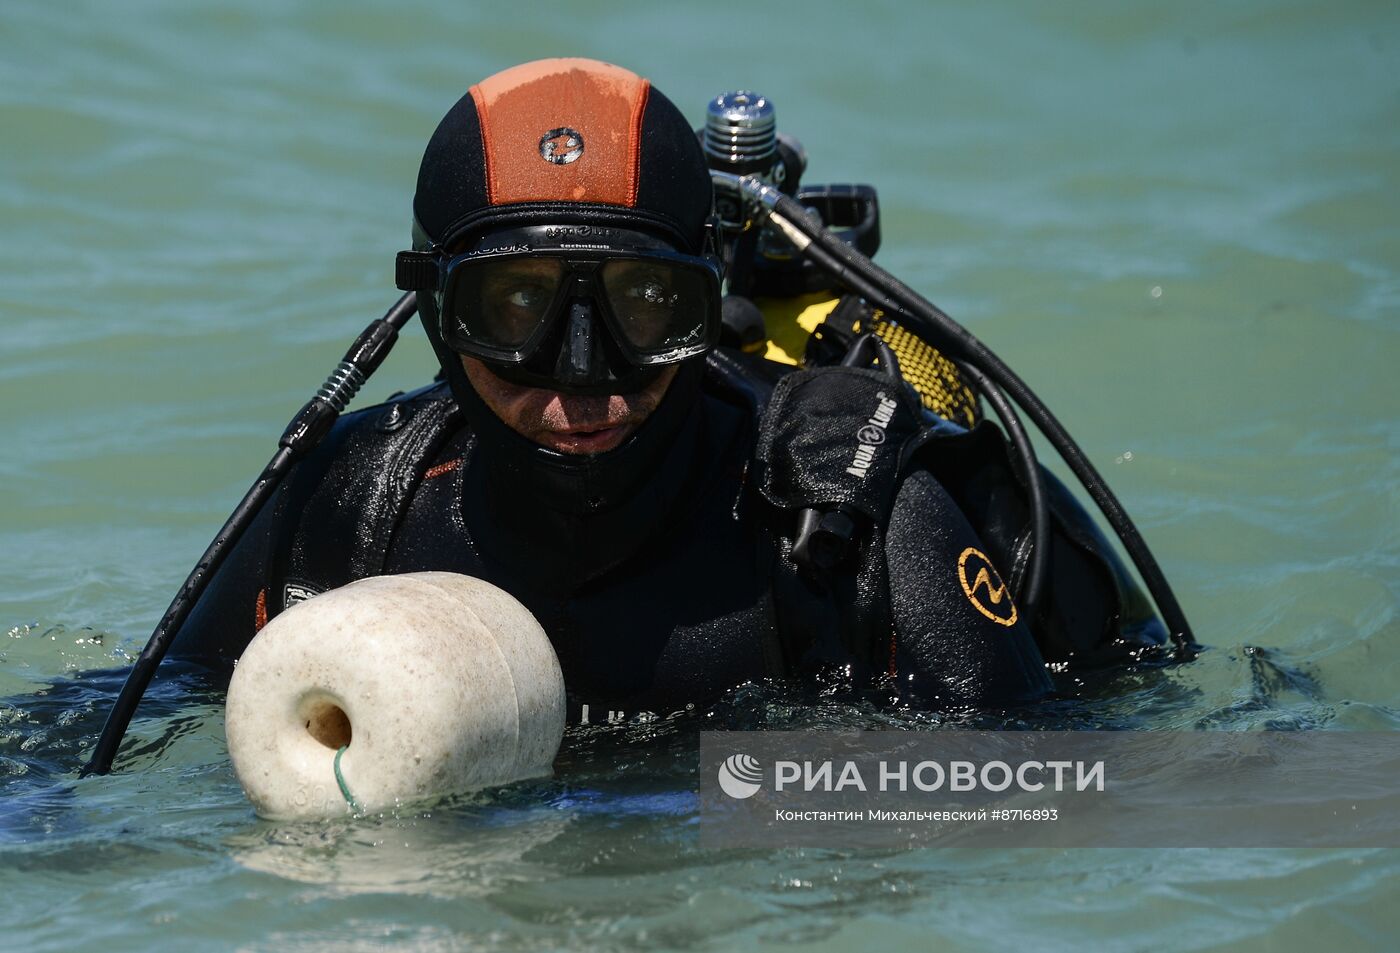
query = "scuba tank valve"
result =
(703, 90, 796, 228)
(702, 90, 878, 300)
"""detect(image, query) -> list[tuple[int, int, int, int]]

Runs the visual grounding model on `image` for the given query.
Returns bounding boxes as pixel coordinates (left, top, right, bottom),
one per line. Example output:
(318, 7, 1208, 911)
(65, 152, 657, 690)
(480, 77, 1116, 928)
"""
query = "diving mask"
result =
(398, 225, 721, 393)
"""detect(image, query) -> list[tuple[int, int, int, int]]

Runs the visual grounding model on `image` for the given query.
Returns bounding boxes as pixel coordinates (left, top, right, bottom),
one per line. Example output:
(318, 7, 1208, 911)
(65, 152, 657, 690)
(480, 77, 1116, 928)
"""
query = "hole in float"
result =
(301, 697, 352, 749)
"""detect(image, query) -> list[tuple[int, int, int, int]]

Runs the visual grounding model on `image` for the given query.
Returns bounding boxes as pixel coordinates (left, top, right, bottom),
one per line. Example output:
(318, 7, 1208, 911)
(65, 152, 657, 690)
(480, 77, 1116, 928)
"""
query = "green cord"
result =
(333, 745, 363, 814)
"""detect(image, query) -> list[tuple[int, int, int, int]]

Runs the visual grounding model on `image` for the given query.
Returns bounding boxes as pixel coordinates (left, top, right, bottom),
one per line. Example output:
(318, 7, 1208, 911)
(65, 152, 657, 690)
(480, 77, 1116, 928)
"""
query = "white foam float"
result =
(224, 572, 565, 819)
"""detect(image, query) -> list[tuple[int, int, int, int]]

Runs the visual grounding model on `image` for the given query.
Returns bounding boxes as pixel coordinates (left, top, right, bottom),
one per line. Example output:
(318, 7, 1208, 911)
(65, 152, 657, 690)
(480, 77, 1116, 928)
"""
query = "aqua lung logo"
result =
(540, 127, 584, 164)
(846, 392, 899, 479)
(718, 753, 764, 799)
(957, 547, 1018, 626)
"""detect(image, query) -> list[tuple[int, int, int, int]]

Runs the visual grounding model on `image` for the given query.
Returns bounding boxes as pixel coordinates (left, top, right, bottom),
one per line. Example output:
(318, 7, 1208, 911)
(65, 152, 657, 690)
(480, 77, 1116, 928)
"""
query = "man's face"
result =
(461, 356, 677, 455)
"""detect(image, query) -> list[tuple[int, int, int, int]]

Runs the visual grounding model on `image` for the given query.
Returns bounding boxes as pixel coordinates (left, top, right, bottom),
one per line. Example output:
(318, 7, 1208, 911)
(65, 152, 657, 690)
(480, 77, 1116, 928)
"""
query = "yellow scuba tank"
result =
(751, 292, 980, 430)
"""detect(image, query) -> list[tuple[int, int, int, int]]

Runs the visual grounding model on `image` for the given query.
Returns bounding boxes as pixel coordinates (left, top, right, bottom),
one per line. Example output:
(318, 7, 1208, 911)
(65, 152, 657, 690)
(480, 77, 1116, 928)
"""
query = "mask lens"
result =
(599, 259, 716, 356)
(442, 257, 567, 355)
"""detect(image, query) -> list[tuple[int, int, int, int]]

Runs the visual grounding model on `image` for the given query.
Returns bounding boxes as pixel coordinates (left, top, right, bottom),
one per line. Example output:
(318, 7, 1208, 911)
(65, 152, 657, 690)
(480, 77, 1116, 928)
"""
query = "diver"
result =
(117, 58, 1176, 737)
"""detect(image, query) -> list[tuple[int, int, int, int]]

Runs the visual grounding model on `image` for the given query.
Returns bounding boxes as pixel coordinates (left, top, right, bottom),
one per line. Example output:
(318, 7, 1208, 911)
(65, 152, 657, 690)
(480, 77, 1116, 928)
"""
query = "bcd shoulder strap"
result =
(264, 381, 461, 616)
(754, 361, 925, 675)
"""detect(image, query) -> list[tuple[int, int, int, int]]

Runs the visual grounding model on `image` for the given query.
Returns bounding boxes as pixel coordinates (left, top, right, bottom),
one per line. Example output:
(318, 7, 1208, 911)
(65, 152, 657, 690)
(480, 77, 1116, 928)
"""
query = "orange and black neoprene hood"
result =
(412, 58, 714, 254)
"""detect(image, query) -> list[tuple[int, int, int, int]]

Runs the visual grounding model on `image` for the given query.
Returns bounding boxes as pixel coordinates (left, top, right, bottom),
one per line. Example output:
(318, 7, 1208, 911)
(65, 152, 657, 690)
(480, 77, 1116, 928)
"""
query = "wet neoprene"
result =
(169, 351, 1169, 717)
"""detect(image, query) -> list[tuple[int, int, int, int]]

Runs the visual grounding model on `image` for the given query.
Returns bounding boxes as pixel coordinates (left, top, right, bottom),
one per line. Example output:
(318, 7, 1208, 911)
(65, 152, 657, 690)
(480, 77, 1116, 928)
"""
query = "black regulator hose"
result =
(81, 292, 420, 777)
(723, 173, 1196, 654)
(955, 362, 1050, 624)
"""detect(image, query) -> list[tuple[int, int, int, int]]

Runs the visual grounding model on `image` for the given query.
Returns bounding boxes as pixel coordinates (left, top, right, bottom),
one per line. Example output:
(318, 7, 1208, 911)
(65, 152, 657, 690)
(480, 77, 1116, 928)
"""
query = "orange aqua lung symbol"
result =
(957, 547, 1019, 626)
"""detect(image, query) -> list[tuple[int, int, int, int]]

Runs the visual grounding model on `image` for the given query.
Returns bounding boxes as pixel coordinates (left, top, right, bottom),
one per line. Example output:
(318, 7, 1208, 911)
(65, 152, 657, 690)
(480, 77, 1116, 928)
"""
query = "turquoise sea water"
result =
(3, 1, 1398, 949)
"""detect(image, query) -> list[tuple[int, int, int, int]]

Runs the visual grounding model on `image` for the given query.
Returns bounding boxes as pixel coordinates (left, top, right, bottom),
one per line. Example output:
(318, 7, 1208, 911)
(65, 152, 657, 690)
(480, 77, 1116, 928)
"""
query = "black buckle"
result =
(395, 251, 439, 291)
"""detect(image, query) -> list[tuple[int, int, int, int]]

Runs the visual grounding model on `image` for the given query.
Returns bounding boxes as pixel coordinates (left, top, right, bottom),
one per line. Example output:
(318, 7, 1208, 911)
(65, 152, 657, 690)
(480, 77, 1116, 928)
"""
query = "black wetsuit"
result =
(171, 348, 1165, 722)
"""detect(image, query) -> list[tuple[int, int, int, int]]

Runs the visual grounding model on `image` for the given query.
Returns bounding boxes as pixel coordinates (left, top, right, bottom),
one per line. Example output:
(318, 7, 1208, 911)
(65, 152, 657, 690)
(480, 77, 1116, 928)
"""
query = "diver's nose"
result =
(552, 297, 606, 387)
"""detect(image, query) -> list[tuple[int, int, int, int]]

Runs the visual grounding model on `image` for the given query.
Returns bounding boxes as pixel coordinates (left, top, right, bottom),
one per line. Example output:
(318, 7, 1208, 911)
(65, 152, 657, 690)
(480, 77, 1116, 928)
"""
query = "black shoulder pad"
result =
(704, 346, 788, 419)
(755, 365, 922, 522)
(908, 422, 1169, 666)
(267, 382, 461, 613)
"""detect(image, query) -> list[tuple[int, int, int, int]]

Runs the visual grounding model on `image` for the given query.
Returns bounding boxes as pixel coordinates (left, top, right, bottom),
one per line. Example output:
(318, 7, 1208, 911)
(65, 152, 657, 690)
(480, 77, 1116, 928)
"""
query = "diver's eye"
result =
(474, 259, 566, 318)
(505, 286, 551, 310)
